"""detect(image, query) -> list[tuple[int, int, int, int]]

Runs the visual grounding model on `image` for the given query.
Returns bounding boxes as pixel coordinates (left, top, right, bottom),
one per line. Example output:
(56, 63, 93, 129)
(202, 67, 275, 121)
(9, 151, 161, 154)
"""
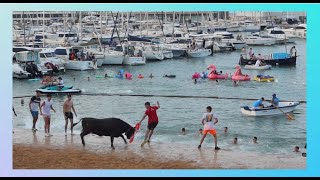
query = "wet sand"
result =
(13, 128, 305, 169)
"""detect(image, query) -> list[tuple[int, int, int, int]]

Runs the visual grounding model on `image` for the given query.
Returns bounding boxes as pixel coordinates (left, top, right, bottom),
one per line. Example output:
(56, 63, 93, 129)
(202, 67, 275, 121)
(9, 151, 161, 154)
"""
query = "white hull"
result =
(65, 60, 94, 71)
(123, 56, 146, 66)
(163, 51, 174, 59)
(37, 88, 81, 94)
(187, 49, 211, 58)
(143, 51, 164, 61)
(240, 102, 300, 117)
(244, 65, 272, 70)
(244, 37, 276, 46)
(97, 59, 103, 67)
(102, 52, 124, 65)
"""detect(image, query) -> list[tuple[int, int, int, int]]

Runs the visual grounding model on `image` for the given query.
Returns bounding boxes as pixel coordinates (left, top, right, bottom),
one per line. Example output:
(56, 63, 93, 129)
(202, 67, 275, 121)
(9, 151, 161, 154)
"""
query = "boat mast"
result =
(79, 11, 82, 44)
(22, 11, 26, 46)
(42, 11, 45, 48)
(146, 11, 149, 36)
(100, 11, 102, 41)
(140, 11, 142, 37)
(172, 11, 175, 39)
(63, 11, 66, 45)
(127, 11, 129, 39)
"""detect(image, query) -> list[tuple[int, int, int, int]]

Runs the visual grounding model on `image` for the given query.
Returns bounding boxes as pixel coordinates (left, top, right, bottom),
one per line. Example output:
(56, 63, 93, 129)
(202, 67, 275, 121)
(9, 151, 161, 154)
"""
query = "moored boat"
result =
(239, 53, 297, 66)
(187, 48, 211, 58)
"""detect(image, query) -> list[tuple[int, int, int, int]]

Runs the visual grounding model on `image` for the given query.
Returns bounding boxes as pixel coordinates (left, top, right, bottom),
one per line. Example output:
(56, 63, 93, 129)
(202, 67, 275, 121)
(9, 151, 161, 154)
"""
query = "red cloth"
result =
(145, 106, 159, 124)
(129, 123, 141, 143)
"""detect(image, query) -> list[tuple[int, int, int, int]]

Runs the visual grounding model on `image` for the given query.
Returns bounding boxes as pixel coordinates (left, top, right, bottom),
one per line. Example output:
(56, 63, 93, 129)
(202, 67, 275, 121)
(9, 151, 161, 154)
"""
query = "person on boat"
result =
(40, 94, 56, 137)
(198, 106, 220, 150)
(80, 50, 85, 61)
(250, 53, 256, 60)
(252, 137, 258, 144)
(57, 77, 64, 91)
(255, 58, 262, 67)
(248, 48, 253, 58)
(290, 46, 297, 57)
(63, 94, 77, 136)
(29, 90, 42, 132)
(241, 47, 247, 58)
(139, 101, 160, 147)
(253, 97, 265, 109)
(270, 94, 280, 107)
(293, 146, 300, 152)
(233, 137, 238, 144)
(181, 128, 186, 135)
(202, 38, 206, 48)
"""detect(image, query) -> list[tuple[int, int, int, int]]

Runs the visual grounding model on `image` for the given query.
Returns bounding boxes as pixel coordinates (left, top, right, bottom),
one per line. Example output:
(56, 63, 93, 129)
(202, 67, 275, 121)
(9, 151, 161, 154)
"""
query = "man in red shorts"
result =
(139, 101, 160, 147)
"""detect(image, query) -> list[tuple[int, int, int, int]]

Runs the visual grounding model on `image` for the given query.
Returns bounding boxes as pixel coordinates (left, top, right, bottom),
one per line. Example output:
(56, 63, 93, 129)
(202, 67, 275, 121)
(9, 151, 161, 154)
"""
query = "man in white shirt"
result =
(198, 106, 220, 150)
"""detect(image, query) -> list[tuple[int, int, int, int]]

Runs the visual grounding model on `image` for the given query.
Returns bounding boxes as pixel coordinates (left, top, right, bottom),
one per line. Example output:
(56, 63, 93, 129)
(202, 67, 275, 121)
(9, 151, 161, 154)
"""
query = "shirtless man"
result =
(63, 94, 77, 136)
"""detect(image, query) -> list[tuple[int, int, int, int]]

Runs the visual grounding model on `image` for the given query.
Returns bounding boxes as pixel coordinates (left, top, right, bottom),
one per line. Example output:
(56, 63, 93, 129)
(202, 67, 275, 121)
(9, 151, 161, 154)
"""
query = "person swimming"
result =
(293, 146, 300, 152)
(181, 128, 186, 135)
(233, 137, 238, 144)
(149, 73, 154, 78)
(224, 127, 228, 134)
(198, 128, 203, 135)
(253, 137, 258, 144)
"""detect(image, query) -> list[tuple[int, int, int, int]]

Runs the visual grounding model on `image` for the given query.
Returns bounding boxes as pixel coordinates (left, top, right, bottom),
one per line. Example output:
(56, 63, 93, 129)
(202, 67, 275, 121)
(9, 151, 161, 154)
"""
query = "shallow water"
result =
(13, 38, 306, 157)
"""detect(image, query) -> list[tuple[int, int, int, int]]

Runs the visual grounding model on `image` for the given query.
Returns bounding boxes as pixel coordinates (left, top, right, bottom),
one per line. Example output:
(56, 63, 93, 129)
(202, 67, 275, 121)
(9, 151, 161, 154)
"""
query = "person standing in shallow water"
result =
(198, 106, 220, 150)
(139, 101, 160, 147)
(63, 94, 77, 136)
(40, 94, 56, 137)
(29, 90, 42, 132)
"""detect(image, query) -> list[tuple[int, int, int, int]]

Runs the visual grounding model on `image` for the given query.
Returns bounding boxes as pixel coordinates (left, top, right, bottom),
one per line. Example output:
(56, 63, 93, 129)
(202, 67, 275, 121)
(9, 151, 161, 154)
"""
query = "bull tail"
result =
(72, 118, 83, 128)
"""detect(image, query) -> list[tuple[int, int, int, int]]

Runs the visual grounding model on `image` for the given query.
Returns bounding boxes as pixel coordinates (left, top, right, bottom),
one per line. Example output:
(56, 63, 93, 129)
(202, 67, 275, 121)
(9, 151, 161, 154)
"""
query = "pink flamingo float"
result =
(207, 64, 228, 80)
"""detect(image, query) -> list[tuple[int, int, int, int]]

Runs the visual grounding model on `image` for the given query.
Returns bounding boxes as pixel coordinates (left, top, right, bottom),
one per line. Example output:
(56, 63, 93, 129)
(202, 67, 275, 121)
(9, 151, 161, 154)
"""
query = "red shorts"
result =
(203, 129, 216, 136)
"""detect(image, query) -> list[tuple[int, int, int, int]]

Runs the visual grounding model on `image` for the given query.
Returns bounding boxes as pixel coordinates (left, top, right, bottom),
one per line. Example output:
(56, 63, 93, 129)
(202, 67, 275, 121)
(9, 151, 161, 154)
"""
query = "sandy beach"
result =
(12, 128, 305, 169)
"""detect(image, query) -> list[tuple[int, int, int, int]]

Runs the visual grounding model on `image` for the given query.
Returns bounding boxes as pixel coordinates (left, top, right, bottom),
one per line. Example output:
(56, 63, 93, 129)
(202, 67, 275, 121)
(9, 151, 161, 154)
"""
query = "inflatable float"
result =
(244, 65, 272, 70)
(192, 72, 201, 79)
(232, 66, 251, 81)
(231, 74, 251, 81)
(208, 73, 228, 80)
(138, 74, 144, 79)
(115, 69, 125, 79)
(201, 72, 208, 78)
(253, 75, 275, 82)
(124, 72, 133, 79)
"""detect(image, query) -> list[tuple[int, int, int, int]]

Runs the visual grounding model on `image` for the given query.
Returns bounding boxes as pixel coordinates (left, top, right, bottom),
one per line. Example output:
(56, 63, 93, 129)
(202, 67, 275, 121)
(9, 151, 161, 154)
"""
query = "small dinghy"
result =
(244, 65, 272, 70)
(240, 101, 300, 117)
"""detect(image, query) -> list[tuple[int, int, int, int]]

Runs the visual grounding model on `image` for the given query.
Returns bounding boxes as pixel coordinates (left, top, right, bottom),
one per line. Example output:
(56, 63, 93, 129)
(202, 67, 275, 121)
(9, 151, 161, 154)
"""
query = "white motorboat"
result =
(123, 55, 146, 66)
(36, 48, 66, 72)
(282, 24, 306, 39)
(187, 48, 211, 58)
(214, 32, 247, 50)
(240, 102, 300, 117)
(54, 46, 96, 71)
(242, 35, 276, 46)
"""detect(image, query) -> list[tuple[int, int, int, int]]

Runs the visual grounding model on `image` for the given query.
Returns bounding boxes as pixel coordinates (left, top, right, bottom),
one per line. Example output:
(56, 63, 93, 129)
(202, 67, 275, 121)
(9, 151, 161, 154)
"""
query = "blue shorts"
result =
(31, 111, 39, 117)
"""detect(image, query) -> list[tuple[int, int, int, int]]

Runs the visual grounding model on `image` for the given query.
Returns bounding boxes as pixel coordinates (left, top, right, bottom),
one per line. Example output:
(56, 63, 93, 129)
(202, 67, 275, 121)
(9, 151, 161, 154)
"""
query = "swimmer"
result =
(87, 77, 90, 81)
(149, 73, 154, 78)
(194, 79, 197, 84)
(224, 127, 228, 134)
(198, 128, 203, 135)
(73, 77, 76, 81)
(293, 146, 300, 152)
(181, 128, 186, 135)
(253, 136, 258, 144)
(105, 73, 108, 78)
(233, 137, 238, 144)
(21, 99, 24, 105)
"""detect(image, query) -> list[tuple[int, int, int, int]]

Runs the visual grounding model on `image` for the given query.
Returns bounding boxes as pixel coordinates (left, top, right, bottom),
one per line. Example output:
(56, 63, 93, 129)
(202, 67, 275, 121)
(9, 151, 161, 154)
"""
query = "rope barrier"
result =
(12, 93, 307, 103)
